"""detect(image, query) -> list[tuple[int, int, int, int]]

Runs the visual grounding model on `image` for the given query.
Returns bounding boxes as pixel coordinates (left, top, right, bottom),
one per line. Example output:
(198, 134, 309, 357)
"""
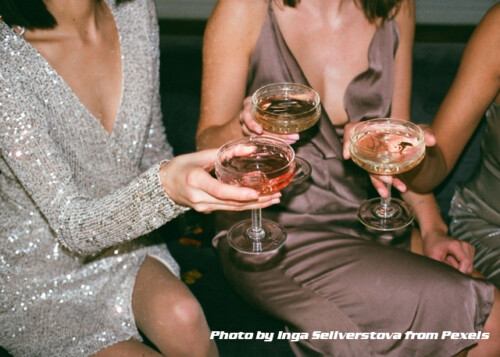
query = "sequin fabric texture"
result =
(0, 0, 189, 355)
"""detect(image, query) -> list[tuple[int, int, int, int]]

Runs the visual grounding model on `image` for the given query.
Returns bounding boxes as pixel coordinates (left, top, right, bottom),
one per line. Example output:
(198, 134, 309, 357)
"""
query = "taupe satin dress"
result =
(213, 5, 494, 357)
(450, 103, 500, 288)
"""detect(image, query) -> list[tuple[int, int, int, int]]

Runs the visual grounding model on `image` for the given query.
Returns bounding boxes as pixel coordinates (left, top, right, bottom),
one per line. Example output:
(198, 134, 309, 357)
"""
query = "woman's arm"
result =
(403, 3, 500, 192)
(196, 0, 268, 150)
(390, 0, 414, 121)
(391, 0, 474, 272)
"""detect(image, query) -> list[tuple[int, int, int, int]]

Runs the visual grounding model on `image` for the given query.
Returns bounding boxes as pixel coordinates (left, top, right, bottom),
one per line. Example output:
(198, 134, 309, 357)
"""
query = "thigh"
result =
(132, 256, 199, 333)
(217, 227, 495, 357)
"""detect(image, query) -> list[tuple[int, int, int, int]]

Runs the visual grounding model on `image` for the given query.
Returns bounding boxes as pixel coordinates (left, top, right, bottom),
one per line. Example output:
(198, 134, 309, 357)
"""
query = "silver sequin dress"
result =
(0, 0, 189, 355)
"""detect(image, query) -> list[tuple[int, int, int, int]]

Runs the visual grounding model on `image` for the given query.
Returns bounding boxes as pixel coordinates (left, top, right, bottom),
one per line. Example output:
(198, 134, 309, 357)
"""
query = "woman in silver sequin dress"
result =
(0, 0, 280, 356)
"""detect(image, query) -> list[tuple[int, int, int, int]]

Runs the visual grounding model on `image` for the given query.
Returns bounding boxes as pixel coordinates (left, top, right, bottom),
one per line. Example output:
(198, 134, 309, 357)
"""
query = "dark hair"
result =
(0, 0, 133, 29)
(281, 0, 403, 22)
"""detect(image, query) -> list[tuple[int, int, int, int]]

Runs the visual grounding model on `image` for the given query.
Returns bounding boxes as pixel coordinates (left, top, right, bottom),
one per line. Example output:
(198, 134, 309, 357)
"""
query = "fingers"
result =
(419, 124, 436, 147)
(262, 131, 299, 145)
(343, 123, 355, 160)
(392, 177, 407, 192)
(194, 196, 281, 213)
(194, 171, 260, 201)
(445, 241, 474, 275)
(240, 102, 263, 135)
(188, 170, 282, 211)
(240, 112, 299, 144)
(182, 149, 218, 171)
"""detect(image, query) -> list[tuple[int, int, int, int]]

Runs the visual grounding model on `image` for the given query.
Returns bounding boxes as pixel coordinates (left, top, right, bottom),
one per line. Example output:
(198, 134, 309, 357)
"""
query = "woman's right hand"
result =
(239, 96, 299, 144)
(159, 149, 281, 213)
(342, 122, 437, 197)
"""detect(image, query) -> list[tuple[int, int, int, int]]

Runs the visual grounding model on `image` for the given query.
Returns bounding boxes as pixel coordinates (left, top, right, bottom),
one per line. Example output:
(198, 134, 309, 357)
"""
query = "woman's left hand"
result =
(422, 230, 475, 275)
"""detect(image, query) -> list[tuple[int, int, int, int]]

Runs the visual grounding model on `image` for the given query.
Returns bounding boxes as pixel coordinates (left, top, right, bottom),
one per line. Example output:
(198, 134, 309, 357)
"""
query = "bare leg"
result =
(91, 338, 162, 357)
(132, 256, 218, 357)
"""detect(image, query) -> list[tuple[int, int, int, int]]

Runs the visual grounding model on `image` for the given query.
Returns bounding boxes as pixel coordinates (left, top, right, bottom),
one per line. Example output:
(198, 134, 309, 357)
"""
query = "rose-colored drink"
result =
(218, 152, 295, 195)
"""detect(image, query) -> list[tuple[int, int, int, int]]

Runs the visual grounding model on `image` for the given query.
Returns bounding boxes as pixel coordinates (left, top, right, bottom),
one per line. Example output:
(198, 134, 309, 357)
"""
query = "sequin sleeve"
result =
(139, 0, 175, 171)
(0, 83, 188, 256)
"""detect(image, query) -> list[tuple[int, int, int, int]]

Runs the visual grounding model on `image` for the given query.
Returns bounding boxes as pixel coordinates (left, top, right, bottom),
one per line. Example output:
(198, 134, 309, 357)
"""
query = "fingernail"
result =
(289, 134, 299, 140)
(377, 189, 385, 197)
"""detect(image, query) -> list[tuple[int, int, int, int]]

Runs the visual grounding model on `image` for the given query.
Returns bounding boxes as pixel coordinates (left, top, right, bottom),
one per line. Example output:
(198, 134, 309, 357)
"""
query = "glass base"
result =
(292, 157, 312, 185)
(357, 197, 414, 232)
(227, 218, 287, 254)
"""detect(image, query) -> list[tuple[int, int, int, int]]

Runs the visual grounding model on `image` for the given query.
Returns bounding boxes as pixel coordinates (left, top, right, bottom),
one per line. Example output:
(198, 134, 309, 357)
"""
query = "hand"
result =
(159, 149, 281, 213)
(239, 96, 299, 144)
(422, 230, 475, 275)
(342, 122, 437, 198)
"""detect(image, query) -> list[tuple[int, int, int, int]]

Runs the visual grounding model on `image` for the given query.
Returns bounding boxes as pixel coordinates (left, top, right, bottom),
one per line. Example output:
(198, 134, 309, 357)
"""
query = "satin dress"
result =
(212, 4, 495, 357)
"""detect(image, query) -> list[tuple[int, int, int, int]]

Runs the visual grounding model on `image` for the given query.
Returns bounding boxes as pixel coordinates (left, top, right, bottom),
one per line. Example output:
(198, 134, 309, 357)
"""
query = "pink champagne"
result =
(218, 152, 295, 195)
(254, 96, 320, 134)
(351, 127, 425, 175)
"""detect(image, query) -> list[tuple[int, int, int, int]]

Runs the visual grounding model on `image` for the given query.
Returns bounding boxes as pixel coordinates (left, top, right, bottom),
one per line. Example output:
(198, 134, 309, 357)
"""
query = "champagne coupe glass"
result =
(215, 136, 296, 254)
(252, 82, 321, 183)
(349, 118, 426, 231)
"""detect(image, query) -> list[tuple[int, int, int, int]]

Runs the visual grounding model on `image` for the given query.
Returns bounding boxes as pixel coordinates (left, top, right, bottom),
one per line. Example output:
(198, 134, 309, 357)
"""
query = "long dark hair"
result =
(282, 0, 403, 22)
(0, 0, 133, 29)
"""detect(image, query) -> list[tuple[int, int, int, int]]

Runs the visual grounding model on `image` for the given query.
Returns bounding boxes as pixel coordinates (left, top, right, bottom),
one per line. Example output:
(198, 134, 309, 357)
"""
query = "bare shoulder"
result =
(464, 3, 500, 71)
(395, 0, 415, 20)
(393, 0, 415, 44)
(206, 0, 268, 42)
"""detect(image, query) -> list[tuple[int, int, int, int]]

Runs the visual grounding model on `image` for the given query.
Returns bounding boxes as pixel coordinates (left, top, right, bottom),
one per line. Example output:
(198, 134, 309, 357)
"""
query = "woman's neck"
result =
(37, 0, 104, 41)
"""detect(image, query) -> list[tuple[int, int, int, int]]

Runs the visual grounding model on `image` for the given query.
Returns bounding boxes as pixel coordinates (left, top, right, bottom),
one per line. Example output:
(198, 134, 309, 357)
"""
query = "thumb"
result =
(184, 149, 218, 170)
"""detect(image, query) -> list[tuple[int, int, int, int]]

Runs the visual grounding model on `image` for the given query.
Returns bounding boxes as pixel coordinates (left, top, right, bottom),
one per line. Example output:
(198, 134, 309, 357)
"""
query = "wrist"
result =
(420, 224, 448, 242)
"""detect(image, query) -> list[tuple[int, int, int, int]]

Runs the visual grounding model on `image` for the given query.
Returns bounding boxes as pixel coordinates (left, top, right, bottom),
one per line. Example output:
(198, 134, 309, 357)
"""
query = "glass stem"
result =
(377, 182, 396, 219)
(249, 209, 266, 241)
(381, 182, 392, 209)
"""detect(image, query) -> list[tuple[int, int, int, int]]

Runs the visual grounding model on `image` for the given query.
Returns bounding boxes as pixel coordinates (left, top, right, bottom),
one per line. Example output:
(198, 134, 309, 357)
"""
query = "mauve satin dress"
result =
(212, 4, 495, 356)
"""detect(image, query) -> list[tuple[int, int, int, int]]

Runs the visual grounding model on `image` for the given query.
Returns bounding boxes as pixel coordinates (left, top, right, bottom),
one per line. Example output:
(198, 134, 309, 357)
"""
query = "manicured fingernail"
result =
(377, 189, 385, 197)
(289, 134, 299, 140)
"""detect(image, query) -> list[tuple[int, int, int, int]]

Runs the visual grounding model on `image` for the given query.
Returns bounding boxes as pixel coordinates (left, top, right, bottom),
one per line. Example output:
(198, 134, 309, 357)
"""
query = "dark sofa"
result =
(159, 36, 485, 357)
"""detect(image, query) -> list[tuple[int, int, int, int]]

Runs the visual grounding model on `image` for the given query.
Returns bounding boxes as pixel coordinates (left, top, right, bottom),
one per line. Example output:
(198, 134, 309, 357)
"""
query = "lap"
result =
(215, 227, 494, 357)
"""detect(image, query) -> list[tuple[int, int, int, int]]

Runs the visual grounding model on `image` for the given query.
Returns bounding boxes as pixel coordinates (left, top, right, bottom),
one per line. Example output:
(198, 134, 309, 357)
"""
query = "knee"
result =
(168, 295, 206, 330)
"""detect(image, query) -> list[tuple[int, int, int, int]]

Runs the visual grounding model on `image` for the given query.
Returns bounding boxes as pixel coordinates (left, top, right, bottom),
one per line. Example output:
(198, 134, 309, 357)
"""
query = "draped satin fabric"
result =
(451, 103, 500, 287)
(213, 4, 495, 356)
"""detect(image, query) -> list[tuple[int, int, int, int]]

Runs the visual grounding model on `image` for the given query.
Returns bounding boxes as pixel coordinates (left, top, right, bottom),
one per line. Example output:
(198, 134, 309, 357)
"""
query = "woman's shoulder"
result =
(205, 0, 268, 56)
(466, 3, 500, 61)
(208, 0, 268, 31)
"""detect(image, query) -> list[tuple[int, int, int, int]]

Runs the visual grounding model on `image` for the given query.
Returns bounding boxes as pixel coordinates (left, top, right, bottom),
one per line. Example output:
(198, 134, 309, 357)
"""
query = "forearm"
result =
(401, 190, 448, 239)
(196, 114, 244, 150)
(398, 144, 449, 193)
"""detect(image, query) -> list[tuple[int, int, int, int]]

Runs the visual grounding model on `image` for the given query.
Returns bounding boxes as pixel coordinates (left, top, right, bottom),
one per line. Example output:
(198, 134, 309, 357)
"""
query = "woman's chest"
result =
(275, 11, 377, 125)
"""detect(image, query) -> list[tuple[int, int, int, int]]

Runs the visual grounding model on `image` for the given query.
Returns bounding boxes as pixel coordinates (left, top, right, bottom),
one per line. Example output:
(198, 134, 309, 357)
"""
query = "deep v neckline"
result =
(21, 0, 125, 140)
(269, 5, 384, 125)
